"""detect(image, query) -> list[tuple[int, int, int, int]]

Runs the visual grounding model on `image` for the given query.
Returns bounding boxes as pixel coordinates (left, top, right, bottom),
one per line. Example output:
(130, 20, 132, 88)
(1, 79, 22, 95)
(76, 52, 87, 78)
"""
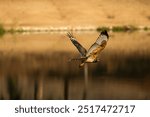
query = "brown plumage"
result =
(67, 30, 109, 67)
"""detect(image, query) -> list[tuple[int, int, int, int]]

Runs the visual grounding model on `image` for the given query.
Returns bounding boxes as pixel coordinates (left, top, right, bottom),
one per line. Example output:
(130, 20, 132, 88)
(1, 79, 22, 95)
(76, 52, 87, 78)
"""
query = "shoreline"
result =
(1, 25, 150, 34)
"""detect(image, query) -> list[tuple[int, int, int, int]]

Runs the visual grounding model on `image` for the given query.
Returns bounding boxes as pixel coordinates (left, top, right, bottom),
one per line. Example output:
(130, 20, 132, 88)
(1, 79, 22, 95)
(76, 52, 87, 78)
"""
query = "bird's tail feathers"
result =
(69, 57, 86, 62)
(79, 58, 87, 68)
(68, 58, 86, 68)
(79, 62, 85, 68)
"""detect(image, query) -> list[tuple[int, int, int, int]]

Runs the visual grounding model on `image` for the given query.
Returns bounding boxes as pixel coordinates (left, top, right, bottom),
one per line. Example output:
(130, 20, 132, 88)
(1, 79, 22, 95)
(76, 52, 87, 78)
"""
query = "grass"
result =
(0, 24, 150, 36)
(97, 25, 149, 32)
(0, 24, 6, 36)
(112, 25, 138, 32)
(0, 24, 25, 36)
(7, 28, 16, 34)
(144, 26, 150, 31)
(96, 26, 110, 32)
(7, 28, 25, 34)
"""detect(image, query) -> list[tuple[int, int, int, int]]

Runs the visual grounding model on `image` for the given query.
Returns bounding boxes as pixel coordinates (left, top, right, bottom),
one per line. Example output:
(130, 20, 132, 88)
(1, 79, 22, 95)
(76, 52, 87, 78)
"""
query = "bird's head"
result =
(101, 30, 109, 39)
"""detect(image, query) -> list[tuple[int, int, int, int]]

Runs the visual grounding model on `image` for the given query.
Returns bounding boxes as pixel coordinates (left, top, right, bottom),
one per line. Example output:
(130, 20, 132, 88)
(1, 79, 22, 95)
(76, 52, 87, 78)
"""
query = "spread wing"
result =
(86, 33, 108, 57)
(86, 40, 107, 57)
(67, 32, 87, 57)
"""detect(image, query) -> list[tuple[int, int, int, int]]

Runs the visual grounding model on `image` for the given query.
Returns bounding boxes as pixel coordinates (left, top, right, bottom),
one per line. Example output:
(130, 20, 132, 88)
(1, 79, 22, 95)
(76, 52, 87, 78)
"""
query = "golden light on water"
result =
(0, 31, 150, 99)
(0, 0, 150, 100)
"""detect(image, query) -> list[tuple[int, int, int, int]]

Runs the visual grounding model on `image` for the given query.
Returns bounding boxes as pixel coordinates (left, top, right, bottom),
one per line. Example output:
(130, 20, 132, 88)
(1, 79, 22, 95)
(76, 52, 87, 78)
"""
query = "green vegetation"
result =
(143, 26, 150, 31)
(96, 25, 149, 32)
(0, 24, 6, 36)
(112, 25, 138, 32)
(7, 28, 16, 34)
(97, 26, 110, 32)
(0, 24, 150, 36)
(7, 28, 25, 34)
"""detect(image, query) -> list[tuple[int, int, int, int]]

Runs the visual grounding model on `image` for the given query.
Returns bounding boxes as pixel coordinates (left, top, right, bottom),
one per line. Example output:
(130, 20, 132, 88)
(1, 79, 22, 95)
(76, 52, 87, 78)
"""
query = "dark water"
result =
(0, 31, 150, 99)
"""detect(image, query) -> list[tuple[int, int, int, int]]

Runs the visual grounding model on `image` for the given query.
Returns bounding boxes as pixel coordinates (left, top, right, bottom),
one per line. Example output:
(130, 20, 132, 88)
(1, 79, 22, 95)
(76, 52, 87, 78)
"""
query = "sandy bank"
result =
(0, 0, 150, 28)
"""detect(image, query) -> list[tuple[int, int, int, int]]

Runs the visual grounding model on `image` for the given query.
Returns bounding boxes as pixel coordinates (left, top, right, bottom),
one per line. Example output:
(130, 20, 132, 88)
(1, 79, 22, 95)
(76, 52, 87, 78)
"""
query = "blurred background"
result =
(0, 0, 150, 99)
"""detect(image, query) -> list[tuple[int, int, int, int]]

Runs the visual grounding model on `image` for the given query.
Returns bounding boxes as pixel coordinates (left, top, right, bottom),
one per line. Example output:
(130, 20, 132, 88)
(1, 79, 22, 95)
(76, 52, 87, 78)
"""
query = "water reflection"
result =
(83, 64, 88, 100)
(0, 31, 150, 99)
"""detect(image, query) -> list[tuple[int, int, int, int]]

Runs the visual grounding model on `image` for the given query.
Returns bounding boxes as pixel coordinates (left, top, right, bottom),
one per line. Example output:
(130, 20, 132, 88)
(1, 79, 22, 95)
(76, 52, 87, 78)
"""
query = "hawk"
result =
(67, 30, 109, 67)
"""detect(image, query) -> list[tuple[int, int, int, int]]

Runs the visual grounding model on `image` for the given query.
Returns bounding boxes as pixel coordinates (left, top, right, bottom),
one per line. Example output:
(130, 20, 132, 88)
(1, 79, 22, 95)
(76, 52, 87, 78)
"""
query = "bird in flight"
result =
(67, 30, 109, 67)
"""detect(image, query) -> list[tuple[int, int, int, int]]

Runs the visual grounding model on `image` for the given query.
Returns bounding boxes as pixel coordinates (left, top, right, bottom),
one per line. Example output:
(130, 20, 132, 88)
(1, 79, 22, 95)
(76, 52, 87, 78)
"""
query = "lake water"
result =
(0, 31, 150, 99)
